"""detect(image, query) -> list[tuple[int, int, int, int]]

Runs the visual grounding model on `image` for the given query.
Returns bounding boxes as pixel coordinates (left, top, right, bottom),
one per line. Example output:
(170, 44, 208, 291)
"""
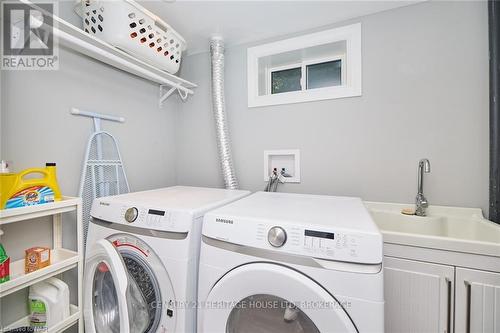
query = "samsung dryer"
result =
(84, 186, 250, 333)
(198, 191, 384, 333)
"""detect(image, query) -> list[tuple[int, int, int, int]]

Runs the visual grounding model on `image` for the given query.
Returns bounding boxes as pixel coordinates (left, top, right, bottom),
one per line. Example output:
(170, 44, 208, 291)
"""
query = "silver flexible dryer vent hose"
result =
(210, 38, 239, 190)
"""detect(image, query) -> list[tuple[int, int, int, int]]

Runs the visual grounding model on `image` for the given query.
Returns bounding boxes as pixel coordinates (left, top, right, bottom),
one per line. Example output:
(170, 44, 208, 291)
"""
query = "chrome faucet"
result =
(415, 158, 431, 216)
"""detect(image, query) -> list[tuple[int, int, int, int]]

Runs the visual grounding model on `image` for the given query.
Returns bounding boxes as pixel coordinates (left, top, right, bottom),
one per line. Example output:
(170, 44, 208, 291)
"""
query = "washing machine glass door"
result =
(84, 239, 149, 333)
(202, 263, 357, 333)
(107, 234, 166, 333)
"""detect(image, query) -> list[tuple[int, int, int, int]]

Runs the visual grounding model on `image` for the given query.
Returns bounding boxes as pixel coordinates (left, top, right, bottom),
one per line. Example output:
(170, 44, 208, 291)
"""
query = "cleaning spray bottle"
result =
(0, 163, 62, 209)
(0, 243, 10, 283)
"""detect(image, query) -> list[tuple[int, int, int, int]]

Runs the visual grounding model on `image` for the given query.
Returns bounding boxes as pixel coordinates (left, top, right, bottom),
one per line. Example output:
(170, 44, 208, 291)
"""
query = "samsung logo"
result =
(216, 218, 234, 224)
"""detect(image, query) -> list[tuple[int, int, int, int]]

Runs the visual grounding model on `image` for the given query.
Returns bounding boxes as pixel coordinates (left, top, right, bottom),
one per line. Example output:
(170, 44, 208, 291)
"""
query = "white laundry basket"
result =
(80, 0, 186, 74)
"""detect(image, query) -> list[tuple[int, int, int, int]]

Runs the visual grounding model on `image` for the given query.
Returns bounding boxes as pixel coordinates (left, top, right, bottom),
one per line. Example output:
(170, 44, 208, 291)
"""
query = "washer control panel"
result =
(119, 206, 172, 228)
(144, 208, 168, 224)
(91, 198, 191, 232)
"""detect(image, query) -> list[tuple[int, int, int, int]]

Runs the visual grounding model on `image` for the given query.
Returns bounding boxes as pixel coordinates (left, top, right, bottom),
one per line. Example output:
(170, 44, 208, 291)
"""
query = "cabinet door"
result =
(384, 256, 454, 333)
(455, 267, 500, 333)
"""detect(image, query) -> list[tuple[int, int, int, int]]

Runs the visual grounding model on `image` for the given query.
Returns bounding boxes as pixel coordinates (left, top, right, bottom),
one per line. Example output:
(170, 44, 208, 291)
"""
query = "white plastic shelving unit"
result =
(5, 305, 80, 333)
(0, 197, 84, 332)
(20, 0, 197, 106)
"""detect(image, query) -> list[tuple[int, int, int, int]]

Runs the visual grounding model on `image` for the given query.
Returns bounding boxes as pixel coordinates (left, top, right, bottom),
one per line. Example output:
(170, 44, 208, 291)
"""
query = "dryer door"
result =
(201, 263, 358, 333)
(84, 239, 149, 333)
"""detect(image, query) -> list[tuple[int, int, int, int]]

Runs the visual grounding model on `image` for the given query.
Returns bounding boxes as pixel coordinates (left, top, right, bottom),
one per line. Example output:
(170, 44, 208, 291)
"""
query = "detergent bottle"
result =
(0, 163, 62, 209)
(29, 277, 70, 330)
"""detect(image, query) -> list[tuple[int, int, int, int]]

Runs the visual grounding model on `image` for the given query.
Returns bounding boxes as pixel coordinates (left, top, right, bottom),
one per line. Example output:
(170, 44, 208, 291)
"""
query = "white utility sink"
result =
(365, 202, 500, 257)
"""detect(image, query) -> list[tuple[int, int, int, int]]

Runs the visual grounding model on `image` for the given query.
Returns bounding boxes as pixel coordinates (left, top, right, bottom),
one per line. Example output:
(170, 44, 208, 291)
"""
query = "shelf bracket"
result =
(159, 84, 189, 107)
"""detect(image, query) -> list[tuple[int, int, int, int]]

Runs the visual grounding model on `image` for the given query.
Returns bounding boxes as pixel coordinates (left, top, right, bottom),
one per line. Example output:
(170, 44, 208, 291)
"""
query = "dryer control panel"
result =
(204, 217, 382, 265)
(260, 223, 373, 262)
(302, 228, 359, 258)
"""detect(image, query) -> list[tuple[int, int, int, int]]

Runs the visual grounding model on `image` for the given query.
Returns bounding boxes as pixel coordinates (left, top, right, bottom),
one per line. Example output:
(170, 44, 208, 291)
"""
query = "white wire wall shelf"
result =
(21, 0, 197, 105)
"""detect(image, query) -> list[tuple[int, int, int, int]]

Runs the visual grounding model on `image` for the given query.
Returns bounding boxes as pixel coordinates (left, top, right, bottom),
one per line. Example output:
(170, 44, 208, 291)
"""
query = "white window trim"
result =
(248, 23, 362, 108)
(266, 55, 346, 95)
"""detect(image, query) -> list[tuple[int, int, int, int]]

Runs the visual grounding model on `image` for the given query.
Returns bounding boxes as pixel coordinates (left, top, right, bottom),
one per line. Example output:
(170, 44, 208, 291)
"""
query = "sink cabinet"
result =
(384, 254, 500, 333)
(384, 257, 454, 333)
(455, 268, 500, 333)
(365, 201, 500, 333)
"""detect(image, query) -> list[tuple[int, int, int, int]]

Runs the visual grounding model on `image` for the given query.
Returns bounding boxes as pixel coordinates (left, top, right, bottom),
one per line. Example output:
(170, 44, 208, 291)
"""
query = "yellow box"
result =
(25, 247, 51, 273)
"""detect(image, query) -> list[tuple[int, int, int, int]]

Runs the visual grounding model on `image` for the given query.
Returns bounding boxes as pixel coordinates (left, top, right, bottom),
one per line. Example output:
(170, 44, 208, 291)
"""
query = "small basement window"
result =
(248, 23, 361, 107)
(306, 59, 342, 89)
(268, 58, 344, 95)
(271, 66, 302, 94)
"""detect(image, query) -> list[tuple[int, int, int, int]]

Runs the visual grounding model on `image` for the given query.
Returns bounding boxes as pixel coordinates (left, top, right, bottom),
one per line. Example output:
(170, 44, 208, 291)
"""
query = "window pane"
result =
(306, 60, 342, 89)
(271, 67, 301, 94)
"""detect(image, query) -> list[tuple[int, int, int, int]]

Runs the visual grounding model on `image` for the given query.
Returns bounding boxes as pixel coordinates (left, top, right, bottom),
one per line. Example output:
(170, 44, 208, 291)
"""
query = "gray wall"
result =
(176, 0, 490, 213)
(1, 48, 178, 195)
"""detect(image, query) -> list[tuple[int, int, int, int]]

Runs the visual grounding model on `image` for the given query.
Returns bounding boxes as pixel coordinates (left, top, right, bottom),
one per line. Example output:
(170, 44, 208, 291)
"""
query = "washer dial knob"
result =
(124, 207, 139, 223)
(268, 226, 287, 247)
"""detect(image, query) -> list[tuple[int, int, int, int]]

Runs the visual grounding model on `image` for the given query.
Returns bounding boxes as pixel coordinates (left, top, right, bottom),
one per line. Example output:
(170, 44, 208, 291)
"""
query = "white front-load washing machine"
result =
(83, 186, 250, 333)
(198, 191, 384, 333)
